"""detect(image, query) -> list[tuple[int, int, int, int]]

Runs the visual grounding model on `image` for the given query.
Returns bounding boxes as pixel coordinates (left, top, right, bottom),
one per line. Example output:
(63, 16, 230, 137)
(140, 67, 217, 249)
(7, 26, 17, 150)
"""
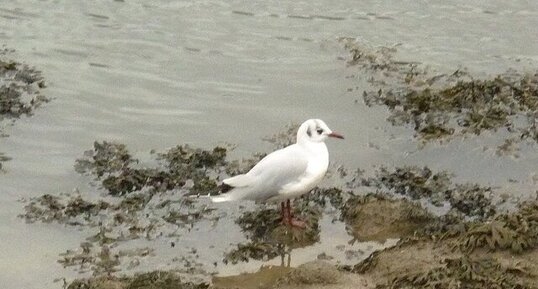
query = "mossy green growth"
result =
(75, 142, 228, 196)
(379, 256, 534, 289)
(359, 166, 496, 219)
(363, 70, 538, 144)
(455, 200, 538, 254)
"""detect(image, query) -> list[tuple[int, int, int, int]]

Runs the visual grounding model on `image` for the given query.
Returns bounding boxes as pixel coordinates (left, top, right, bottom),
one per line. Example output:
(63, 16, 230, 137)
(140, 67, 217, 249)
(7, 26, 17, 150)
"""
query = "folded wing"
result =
(212, 144, 308, 203)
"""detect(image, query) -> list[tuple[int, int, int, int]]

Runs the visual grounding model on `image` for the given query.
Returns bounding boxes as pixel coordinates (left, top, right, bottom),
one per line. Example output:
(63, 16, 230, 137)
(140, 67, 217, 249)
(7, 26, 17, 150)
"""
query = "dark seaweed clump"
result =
(365, 73, 538, 143)
(0, 53, 47, 122)
(379, 256, 531, 289)
(454, 200, 538, 254)
(343, 40, 538, 147)
(356, 168, 537, 254)
(347, 197, 538, 289)
(300, 187, 349, 210)
(223, 201, 321, 264)
(75, 141, 227, 196)
(22, 194, 109, 225)
(358, 166, 496, 219)
(0, 48, 49, 167)
(22, 191, 214, 275)
(23, 141, 231, 277)
(67, 271, 209, 289)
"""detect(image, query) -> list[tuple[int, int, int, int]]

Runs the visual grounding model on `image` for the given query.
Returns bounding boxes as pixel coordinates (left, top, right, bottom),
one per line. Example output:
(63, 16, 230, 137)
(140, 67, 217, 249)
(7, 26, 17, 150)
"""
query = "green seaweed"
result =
(455, 200, 538, 254)
(358, 166, 496, 219)
(75, 141, 133, 178)
(0, 50, 48, 163)
(379, 256, 534, 289)
(364, 68, 538, 144)
(22, 194, 109, 224)
(344, 40, 538, 146)
(360, 166, 451, 202)
(75, 142, 228, 196)
(224, 202, 321, 264)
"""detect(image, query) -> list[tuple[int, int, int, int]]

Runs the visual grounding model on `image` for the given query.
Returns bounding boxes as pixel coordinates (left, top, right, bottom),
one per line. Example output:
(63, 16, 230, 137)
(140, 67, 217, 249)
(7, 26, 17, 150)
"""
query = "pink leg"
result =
(285, 199, 306, 228)
(280, 201, 288, 225)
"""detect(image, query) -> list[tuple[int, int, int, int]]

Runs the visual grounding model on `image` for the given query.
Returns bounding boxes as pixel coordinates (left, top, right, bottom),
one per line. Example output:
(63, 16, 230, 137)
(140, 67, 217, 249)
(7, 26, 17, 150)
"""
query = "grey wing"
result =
(245, 145, 308, 202)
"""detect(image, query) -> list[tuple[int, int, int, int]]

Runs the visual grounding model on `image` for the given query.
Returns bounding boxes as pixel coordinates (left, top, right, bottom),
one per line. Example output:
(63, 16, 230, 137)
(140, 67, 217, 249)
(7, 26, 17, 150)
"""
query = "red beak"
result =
(328, 132, 344, 139)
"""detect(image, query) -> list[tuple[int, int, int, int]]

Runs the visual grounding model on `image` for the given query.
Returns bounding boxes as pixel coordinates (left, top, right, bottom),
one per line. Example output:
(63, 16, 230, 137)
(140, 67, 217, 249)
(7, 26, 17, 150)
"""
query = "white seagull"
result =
(212, 119, 343, 227)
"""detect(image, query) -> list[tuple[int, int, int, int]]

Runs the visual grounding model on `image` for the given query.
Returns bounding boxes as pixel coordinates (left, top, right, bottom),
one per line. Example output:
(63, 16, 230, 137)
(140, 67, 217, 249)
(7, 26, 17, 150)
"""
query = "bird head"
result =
(297, 119, 344, 144)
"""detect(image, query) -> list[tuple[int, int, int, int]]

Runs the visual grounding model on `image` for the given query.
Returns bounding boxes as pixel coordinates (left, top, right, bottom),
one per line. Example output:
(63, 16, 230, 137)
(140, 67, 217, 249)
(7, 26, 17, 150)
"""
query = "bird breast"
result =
(279, 142, 329, 197)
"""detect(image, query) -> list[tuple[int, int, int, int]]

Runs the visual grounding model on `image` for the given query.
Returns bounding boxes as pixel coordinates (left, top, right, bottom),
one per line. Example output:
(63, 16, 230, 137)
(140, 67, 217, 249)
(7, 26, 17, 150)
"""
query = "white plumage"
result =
(212, 119, 343, 226)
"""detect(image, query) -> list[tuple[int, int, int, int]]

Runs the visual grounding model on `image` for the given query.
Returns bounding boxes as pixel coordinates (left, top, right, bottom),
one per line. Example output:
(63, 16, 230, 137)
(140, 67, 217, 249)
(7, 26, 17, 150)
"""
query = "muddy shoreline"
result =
(7, 40, 538, 289)
(22, 139, 538, 289)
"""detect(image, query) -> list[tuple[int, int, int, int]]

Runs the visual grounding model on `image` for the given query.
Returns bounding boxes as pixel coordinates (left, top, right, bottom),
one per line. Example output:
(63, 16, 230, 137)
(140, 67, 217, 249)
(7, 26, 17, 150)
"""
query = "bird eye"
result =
(316, 128, 323, 134)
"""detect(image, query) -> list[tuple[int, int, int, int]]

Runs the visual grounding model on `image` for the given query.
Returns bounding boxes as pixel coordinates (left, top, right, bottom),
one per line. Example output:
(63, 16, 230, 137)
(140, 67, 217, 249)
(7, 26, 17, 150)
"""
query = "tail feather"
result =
(212, 174, 256, 203)
(211, 186, 252, 203)
(223, 174, 254, 187)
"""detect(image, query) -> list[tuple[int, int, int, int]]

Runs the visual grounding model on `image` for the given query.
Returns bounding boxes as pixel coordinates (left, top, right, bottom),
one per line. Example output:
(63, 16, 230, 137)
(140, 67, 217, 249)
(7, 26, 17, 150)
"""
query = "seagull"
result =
(212, 119, 343, 227)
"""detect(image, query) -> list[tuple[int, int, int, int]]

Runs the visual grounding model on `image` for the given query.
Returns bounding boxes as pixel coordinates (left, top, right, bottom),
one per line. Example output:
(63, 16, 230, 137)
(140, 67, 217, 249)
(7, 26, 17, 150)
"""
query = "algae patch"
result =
(356, 166, 497, 219)
(0, 50, 48, 123)
(22, 141, 231, 278)
(343, 39, 538, 148)
(75, 141, 228, 196)
(454, 200, 538, 254)
(378, 256, 533, 289)
(366, 73, 538, 143)
(223, 201, 321, 265)
(0, 47, 49, 167)
(345, 196, 538, 289)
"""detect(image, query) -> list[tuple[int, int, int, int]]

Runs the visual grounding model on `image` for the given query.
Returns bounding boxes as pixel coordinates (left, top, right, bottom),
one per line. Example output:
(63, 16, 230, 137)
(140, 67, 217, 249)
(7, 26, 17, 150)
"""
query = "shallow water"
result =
(1, 0, 538, 287)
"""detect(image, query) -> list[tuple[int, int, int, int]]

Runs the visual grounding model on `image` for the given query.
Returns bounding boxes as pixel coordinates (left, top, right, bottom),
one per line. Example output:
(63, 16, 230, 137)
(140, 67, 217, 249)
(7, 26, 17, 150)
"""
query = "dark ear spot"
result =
(306, 128, 312, 137)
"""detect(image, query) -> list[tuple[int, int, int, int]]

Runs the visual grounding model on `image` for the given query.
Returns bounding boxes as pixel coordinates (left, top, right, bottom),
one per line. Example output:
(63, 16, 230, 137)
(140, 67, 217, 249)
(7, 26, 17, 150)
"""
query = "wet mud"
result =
(22, 141, 232, 279)
(347, 198, 538, 289)
(67, 271, 209, 289)
(13, 41, 538, 289)
(20, 139, 538, 289)
(20, 139, 333, 287)
(340, 193, 433, 242)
